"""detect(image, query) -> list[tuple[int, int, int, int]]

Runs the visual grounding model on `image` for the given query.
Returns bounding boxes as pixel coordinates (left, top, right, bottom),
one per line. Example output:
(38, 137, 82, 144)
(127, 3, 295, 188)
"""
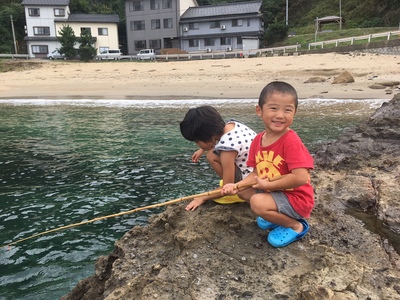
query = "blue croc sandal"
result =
(256, 216, 279, 230)
(267, 219, 309, 248)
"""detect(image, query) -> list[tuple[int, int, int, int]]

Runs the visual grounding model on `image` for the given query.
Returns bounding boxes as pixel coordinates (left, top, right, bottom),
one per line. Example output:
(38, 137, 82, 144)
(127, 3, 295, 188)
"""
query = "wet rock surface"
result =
(62, 94, 400, 300)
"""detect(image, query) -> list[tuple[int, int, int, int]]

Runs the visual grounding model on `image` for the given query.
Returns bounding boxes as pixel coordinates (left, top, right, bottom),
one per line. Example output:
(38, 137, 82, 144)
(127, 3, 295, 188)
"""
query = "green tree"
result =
(78, 29, 97, 61)
(58, 25, 76, 59)
(0, 3, 25, 53)
(264, 23, 289, 46)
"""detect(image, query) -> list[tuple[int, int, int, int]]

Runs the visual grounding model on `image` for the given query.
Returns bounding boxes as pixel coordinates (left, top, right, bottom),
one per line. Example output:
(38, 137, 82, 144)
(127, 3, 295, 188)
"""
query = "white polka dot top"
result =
(214, 119, 257, 179)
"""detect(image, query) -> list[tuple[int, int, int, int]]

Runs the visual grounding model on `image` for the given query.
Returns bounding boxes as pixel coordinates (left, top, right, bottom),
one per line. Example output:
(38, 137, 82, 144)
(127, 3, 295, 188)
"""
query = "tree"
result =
(78, 29, 97, 61)
(0, 3, 25, 53)
(58, 25, 76, 59)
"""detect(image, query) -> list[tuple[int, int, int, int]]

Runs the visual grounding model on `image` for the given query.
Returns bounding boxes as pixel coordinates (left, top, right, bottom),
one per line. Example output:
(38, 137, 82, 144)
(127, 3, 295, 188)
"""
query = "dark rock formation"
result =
(62, 94, 400, 300)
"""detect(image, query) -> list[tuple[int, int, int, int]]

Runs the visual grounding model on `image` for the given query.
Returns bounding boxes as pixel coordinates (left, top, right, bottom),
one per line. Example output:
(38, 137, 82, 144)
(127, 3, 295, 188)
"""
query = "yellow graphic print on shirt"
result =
(255, 150, 283, 178)
(255, 150, 294, 191)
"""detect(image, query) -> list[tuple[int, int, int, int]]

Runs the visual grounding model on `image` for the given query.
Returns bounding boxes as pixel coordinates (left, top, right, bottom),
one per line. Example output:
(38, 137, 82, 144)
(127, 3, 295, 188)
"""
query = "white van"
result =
(96, 49, 122, 60)
(136, 49, 156, 60)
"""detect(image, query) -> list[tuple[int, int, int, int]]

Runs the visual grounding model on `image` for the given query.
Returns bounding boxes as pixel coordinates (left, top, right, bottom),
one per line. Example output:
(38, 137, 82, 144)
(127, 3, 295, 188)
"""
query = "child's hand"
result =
(185, 197, 206, 211)
(252, 176, 269, 190)
(192, 149, 204, 163)
(221, 183, 238, 195)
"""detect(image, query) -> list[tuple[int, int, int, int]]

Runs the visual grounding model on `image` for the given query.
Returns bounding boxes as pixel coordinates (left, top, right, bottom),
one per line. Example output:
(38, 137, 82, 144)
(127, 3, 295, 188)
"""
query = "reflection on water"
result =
(0, 98, 387, 300)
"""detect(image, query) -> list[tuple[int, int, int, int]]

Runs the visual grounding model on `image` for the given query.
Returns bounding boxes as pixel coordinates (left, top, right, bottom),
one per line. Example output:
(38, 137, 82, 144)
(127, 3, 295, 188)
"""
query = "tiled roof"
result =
(66, 14, 120, 23)
(21, 0, 70, 5)
(180, 1, 262, 19)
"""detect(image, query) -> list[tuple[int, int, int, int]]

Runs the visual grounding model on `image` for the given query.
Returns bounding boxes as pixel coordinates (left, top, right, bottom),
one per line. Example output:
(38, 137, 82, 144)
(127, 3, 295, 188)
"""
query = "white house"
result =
(21, 0, 120, 58)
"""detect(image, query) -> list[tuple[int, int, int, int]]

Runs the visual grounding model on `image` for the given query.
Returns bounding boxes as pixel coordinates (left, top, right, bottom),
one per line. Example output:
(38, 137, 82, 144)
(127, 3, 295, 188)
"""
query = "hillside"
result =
(0, 0, 399, 53)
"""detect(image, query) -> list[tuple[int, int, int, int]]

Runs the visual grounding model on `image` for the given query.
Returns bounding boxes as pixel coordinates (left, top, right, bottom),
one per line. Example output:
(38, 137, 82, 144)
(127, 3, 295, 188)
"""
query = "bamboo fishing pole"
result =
(2, 175, 285, 248)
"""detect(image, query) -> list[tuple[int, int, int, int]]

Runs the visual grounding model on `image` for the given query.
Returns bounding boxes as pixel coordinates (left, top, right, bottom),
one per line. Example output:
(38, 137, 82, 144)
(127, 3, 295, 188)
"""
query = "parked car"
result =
(136, 49, 156, 60)
(96, 49, 122, 60)
(47, 49, 65, 60)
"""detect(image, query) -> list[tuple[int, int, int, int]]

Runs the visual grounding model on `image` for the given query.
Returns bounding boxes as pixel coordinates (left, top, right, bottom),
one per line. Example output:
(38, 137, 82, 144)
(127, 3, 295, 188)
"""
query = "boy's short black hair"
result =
(258, 81, 298, 110)
(180, 106, 225, 142)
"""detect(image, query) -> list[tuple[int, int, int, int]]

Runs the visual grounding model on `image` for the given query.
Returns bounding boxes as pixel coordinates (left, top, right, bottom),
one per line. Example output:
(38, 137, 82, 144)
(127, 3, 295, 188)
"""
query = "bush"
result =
(264, 23, 289, 46)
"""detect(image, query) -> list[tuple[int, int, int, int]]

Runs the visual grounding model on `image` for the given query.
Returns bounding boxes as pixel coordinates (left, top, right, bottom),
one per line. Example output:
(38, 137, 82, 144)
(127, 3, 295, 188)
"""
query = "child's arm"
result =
(192, 148, 205, 163)
(253, 168, 310, 191)
(220, 150, 237, 185)
(222, 169, 258, 195)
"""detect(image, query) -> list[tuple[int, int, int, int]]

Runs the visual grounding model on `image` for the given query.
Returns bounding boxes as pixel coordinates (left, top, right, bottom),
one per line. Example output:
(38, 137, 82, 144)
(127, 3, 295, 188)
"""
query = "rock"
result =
(378, 81, 400, 87)
(62, 94, 400, 300)
(332, 71, 354, 84)
(369, 83, 387, 89)
(304, 77, 326, 83)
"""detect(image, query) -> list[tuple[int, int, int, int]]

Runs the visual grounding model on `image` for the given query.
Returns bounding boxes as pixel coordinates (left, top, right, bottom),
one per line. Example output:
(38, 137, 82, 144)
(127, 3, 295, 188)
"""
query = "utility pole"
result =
(10, 15, 18, 54)
(339, 0, 342, 30)
(285, 0, 288, 26)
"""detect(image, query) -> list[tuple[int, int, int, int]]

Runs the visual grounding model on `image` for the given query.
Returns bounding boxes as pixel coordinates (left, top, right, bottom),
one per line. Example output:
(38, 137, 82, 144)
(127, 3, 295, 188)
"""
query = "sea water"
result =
(0, 98, 387, 300)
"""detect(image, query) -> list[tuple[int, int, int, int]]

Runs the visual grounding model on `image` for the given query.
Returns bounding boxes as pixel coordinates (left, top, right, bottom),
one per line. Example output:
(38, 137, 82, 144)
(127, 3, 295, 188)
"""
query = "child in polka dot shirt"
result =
(180, 105, 257, 211)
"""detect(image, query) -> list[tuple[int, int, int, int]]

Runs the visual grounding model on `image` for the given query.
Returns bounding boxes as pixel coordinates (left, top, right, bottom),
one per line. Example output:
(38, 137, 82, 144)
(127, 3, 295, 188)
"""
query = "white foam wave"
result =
(0, 98, 388, 109)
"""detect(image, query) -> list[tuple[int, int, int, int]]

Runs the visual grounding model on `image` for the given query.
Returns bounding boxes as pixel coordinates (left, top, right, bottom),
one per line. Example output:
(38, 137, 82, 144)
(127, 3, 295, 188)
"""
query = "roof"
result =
(318, 16, 342, 22)
(21, 0, 70, 5)
(180, 1, 262, 20)
(64, 14, 120, 23)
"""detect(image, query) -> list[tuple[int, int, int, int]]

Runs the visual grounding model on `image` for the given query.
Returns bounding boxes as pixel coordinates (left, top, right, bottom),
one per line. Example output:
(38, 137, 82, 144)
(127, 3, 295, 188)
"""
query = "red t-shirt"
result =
(247, 129, 314, 218)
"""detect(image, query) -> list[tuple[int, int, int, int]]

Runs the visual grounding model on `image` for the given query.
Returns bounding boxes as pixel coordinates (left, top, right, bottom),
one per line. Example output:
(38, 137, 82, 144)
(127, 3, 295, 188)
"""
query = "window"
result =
(151, 19, 160, 29)
(134, 40, 146, 50)
(28, 8, 40, 16)
(162, 0, 172, 9)
(31, 45, 48, 54)
(33, 27, 50, 35)
(188, 23, 199, 30)
(81, 27, 91, 34)
(163, 18, 173, 29)
(210, 21, 220, 29)
(237, 36, 242, 45)
(98, 28, 108, 36)
(149, 39, 161, 49)
(220, 37, 231, 45)
(204, 38, 215, 46)
(131, 21, 145, 31)
(129, 1, 143, 11)
(247, 19, 251, 26)
(188, 39, 198, 47)
(150, 0, 160, 10)
(54, 8, 65, 17)
(99, 47, 109, 53)
(232, 19, 243, 27)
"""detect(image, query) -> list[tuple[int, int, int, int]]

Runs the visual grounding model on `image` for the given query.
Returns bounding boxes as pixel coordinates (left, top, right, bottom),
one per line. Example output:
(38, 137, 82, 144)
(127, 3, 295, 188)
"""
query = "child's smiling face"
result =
(256, 92, 297, 133)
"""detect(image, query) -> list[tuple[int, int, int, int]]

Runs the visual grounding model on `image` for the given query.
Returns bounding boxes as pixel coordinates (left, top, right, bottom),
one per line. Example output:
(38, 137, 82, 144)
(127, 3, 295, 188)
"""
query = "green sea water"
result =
(0, 98, 387, 300)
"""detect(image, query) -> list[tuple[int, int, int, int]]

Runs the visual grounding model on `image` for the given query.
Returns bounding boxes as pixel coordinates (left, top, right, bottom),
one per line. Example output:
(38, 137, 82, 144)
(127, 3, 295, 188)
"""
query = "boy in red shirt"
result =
(222, 81, 314, 247)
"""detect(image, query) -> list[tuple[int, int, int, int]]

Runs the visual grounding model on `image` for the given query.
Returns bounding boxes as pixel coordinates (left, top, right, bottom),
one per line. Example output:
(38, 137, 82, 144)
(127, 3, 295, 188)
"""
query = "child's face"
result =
(256, 92, 296, 133)
(195, 140, 215, 151)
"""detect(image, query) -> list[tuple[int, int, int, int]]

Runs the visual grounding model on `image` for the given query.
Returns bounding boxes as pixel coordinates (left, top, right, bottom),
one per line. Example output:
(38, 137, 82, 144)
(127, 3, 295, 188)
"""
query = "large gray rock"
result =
(62, 95, 400, 300)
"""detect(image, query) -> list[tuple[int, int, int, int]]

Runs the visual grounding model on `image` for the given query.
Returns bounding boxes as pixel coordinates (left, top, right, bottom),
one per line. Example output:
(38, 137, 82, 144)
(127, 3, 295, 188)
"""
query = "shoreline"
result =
(0, 53, 399, 100)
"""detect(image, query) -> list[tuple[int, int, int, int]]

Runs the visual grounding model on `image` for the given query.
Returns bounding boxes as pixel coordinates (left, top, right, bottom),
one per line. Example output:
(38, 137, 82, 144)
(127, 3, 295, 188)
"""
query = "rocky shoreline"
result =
(62, 94, 400, 300)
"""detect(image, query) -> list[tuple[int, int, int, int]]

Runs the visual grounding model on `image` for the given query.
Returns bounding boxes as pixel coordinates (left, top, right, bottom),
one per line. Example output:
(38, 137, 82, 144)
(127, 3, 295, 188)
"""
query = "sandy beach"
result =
(0, 52, 399, 100)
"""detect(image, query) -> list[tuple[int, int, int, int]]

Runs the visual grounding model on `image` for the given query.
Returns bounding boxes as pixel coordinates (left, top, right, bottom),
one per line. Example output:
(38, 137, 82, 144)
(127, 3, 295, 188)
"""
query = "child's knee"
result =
(206, 150, 219, 163)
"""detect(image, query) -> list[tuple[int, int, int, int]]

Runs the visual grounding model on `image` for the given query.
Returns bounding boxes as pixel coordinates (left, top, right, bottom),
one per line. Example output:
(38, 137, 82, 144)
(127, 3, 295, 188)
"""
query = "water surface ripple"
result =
(0, 98, 386, 299)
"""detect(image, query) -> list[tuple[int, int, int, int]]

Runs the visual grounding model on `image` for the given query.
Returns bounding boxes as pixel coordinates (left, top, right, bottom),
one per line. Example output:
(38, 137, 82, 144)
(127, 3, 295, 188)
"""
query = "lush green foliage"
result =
(0, 0, 399, 53)
(77, 29, 97, 61)
(0, 2, 25, 53)
(58, 25, 77, 59)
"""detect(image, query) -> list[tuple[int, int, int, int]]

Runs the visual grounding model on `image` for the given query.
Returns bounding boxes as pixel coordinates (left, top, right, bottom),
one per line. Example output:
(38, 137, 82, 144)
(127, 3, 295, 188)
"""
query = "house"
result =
(179, 1, 264, 52)
(21, 0, 120, 58)
(125, 0, 198, 55)
(55, 14, 120, 55)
